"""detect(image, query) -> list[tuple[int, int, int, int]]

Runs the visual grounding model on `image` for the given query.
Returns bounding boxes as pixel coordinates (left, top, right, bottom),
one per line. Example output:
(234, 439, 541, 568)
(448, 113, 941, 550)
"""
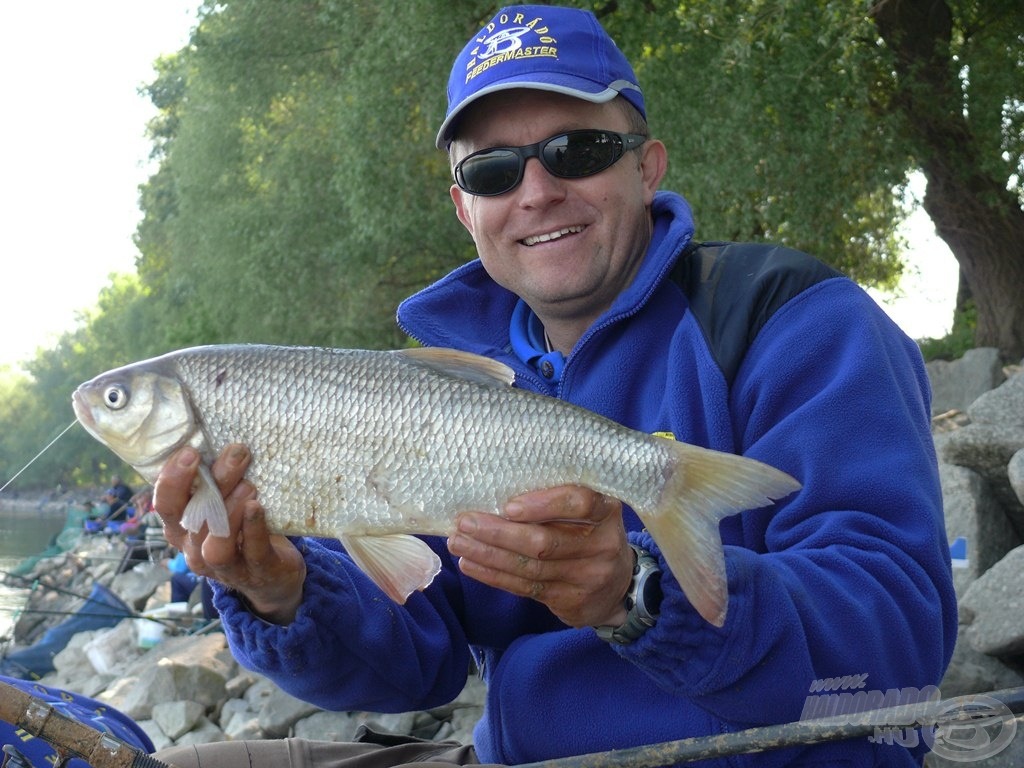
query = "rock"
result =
(135, 719, 174, 753)
(152, 700, 207, 740)
(221, 696, 264, 741)
(1009, 449, 1024, 508)
(939, 464, 1020, 596)
(942, 422, 1024, 536)
(293, 710, 363, 742)
(447, 706, 481, 745)
(360, 711, 418, 738)
(960, 546, 1024, 656)
(225, 670, 260, 699)
(168, 716, 226, 746)
(254, 679, 321, 738)
(83, 620, 143, 676)
(965, 367, 1024, 426)
(223, 710, 263, 740)
(941, 368, 1024, 535)
(100, 634, 236, 720)
(110, 561, 171, 609)
(926, 347, 1005, 416)
(939, 624, 1024, 698)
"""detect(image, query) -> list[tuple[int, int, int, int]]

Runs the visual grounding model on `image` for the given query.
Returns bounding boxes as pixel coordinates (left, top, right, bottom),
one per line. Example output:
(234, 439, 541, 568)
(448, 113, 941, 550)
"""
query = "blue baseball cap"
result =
(436, 5, 645, 149)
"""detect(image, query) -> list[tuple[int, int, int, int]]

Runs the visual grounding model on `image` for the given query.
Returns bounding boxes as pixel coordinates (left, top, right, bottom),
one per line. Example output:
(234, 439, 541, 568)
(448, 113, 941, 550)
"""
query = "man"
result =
(99, 474, 134, 523)
(154, 5, 956, 766)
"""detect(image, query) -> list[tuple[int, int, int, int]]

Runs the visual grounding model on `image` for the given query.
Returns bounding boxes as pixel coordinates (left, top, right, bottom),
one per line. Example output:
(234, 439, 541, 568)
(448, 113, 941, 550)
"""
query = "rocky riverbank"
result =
(2, 350, 1023, 762)
(2, 534, 485, 751)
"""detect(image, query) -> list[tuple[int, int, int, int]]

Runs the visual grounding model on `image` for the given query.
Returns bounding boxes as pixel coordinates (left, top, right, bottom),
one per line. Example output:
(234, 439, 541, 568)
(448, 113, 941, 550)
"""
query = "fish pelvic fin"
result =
(341, 533, 443, 604)
(643, 443, 801, 628)
(181, 464, 231, 538)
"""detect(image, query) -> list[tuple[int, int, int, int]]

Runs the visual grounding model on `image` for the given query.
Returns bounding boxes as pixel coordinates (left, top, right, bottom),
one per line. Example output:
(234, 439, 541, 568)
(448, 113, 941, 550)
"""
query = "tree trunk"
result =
(870, 0, 1024, 360)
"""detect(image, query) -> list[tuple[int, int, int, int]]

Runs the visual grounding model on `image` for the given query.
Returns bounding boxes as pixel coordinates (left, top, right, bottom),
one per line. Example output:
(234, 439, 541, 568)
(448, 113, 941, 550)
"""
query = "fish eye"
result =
(103, 384, 130, 411)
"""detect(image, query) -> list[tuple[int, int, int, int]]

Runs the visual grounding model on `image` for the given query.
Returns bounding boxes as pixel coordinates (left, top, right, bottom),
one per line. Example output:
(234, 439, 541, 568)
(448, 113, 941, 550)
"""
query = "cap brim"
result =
(436, 76, 638, 150)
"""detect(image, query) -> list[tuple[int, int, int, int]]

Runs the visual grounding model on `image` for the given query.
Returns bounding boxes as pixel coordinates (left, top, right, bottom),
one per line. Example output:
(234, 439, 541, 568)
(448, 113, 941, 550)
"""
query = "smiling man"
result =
(153, 5, 956, 767)
(446, 89, 666, 354)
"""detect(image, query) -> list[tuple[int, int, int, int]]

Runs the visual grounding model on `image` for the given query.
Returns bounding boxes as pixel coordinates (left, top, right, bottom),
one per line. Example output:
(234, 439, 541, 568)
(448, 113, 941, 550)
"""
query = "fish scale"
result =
(71, 343, 801, 626)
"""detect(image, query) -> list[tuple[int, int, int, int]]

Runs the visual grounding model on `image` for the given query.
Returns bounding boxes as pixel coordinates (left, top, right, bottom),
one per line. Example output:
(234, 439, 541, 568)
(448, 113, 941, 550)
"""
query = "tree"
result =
(869, 0, 1024, 358)
(130, 0, 1022, 357)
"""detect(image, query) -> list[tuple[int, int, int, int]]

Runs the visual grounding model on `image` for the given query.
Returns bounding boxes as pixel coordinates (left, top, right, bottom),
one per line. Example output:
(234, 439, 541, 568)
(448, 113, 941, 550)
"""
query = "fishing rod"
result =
(0, 678, 176, 768)
(0, 570, 182, 629)
(4, 608, 194, 625)
(516, 686, 1024, 768)
(1, 571, 133, 618)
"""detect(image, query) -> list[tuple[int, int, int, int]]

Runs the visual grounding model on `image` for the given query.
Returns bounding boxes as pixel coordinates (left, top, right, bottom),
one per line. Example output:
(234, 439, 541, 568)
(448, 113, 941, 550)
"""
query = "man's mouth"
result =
(521, 225, 584, 247)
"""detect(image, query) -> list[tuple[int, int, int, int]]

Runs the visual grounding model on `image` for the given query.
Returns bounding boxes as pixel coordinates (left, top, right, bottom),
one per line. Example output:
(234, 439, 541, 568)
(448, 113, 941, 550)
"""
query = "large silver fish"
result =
(71, 344, 800, 626)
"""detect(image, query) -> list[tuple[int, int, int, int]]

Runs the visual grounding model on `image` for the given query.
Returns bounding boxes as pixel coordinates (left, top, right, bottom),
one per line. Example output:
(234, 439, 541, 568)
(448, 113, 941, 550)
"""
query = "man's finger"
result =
(210, 444, 252, 496)
(201, 483, 255, 568)
(504, 486, 620, 524)
(153, 447, 201, 532)
(238, 502, 280, 570)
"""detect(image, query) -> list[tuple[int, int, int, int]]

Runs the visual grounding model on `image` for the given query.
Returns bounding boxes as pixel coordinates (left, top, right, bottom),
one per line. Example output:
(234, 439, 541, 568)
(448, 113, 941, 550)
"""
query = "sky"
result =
(0, 2, 198, 371)
(0, 4, 960, 373)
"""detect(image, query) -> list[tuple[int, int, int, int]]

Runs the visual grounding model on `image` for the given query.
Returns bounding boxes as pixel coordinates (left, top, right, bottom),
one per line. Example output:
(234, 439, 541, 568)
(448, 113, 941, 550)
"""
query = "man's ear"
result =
(451, 184, 475, 237)
(639, 139, 668, 205)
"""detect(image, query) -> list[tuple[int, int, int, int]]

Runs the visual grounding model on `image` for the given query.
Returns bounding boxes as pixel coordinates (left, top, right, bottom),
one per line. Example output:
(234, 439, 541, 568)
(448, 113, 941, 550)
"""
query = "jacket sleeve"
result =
(616, 278, 957, 727)
(210, 536, 473, 713)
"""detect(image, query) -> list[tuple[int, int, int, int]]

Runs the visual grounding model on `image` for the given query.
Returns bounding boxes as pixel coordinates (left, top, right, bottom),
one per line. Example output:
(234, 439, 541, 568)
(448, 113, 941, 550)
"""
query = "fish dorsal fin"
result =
(396, 348, 514, 388)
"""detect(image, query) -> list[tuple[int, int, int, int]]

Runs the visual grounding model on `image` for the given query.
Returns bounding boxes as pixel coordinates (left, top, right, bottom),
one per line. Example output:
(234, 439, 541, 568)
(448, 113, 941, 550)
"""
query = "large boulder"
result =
(926, 347, 1005, 416)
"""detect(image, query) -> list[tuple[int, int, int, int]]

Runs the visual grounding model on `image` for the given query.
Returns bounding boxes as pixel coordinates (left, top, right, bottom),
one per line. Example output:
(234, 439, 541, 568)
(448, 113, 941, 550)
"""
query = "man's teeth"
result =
(522, 226, 583, 246)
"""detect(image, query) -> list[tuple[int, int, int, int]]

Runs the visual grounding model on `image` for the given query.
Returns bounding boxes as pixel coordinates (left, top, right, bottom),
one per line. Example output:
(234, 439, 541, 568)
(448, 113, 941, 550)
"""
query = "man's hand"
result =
(153, 444, 307, 625)
(447, 486, 633, 628)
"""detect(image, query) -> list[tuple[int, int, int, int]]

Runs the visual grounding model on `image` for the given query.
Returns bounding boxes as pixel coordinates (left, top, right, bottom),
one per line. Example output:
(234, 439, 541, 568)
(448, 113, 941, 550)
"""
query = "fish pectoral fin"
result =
(181, 464, 231, 538)
(341, 534, 442, 604)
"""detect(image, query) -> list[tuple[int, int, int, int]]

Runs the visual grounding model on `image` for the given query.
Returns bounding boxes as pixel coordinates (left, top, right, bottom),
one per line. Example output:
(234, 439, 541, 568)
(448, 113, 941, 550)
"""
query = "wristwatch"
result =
(595, 545, 663, 645)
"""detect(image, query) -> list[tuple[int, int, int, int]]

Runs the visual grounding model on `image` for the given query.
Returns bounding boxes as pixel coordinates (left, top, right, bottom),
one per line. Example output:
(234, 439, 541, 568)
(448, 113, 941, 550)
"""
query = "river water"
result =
(0, 503, 72, 639)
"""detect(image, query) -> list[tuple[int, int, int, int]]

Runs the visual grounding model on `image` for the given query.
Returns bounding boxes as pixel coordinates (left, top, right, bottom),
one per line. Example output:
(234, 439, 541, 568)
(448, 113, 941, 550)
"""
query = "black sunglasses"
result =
(454, 129, 648, 197)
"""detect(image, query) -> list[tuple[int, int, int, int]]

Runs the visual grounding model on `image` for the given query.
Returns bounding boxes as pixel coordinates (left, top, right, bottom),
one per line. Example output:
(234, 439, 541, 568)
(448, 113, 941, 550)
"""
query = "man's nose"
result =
(516, 156, 567, 205)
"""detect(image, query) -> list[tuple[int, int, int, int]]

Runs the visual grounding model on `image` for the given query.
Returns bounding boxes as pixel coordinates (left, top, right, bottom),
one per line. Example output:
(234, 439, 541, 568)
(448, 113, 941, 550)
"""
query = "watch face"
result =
(634, 552, 663, 619)
(640, 568, 663, 617)
(595, 548, 662, 644)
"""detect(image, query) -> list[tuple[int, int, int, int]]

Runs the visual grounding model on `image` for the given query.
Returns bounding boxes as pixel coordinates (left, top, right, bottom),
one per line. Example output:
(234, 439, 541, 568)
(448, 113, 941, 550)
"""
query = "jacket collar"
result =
(396, 191, 695, 355)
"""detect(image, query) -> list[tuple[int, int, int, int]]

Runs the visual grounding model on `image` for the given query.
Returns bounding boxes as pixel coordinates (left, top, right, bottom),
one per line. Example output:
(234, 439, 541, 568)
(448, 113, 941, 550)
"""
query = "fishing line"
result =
(0, 421, 78, 494)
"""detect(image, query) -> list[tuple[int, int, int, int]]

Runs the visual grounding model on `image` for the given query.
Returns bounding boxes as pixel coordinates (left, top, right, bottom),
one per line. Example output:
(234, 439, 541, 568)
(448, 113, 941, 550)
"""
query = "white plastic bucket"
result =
(134, 618, 166, 649)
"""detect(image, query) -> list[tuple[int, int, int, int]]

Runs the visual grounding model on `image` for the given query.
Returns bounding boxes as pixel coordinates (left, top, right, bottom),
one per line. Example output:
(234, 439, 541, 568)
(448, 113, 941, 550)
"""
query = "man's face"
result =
(449, 90, 666, 342)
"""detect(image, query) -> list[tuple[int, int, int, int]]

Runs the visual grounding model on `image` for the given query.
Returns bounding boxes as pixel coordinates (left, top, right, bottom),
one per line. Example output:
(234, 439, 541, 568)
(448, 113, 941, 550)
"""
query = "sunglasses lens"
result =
(543, 132, 621, 178)
(457, 150, 522, 196)
(455, 131, 639, 195)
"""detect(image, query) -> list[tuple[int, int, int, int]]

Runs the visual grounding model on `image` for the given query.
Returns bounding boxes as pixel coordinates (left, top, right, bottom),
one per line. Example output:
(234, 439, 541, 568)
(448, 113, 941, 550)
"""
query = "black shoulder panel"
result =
(670, 240, 843, 384)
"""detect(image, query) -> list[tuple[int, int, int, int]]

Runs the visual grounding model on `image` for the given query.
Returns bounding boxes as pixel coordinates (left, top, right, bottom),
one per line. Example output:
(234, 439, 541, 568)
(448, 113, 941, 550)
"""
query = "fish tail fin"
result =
(341, 534, 442, 604)
(640, 442, 800, 627)
(181, 464, 231, 537)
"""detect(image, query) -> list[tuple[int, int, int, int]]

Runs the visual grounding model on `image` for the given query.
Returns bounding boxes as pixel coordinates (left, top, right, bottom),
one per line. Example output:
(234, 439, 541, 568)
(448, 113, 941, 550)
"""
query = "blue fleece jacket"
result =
(211, 191, 956, 766)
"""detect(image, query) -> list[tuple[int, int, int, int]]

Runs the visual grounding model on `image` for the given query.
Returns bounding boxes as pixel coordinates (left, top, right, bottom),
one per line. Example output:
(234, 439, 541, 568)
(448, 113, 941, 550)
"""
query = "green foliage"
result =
(602, 0, 911, 287)
(136, 0, 481, 351)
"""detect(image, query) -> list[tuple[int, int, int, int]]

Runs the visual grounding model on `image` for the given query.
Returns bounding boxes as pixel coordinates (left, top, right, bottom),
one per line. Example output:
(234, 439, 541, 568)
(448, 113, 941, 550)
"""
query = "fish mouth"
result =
(520, 225, 584, 247)
(71, 389, 94, 429)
